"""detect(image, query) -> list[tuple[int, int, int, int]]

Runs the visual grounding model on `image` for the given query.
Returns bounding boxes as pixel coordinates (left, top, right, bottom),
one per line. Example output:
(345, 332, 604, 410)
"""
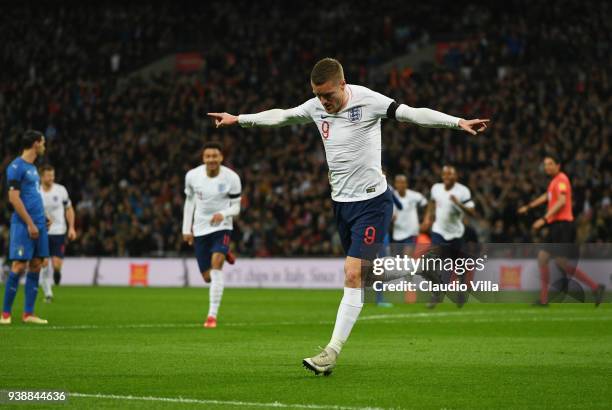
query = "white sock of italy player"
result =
(40, 264, 53, 298)
(327, 287, 363, 355)
(207, 269, 224, 318)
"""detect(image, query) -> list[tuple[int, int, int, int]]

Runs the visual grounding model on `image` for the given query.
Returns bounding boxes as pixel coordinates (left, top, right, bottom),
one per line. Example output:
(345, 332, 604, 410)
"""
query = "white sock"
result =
(327, 287, 363, 355)
(40, 265, 53, 298)
(207, 270, 224, 318)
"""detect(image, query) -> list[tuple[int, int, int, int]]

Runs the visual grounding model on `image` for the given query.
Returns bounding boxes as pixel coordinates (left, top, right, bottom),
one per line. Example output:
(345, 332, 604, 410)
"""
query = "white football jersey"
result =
(285, 84, 393, 202)
(41, 183, 71, 235)
(393, 189, 427, 241)
(184, 165, 242, 236)
(430, 182, 474, 240)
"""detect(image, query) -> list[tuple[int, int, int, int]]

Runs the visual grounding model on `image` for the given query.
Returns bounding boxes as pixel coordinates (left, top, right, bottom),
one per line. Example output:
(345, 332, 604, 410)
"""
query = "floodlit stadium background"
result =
(1, 1, 609, 261)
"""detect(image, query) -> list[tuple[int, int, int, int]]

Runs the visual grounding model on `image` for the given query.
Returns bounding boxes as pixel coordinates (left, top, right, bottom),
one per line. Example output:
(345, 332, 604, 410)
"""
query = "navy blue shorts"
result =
(9, 221, 49, 261)
(194, 230, 231, 273)
(430, 231, 465, 268)
(333, 188, 393, 260)
(48, 234, 66, 258)
(395, 235, 417, 245)
(430, 232, 464, 248)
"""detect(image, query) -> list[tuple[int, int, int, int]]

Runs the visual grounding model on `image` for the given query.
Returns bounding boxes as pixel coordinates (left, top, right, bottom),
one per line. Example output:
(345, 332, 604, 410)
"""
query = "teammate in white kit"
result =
(422, 165, 476, 245)
(182, 142, 242, 329)
(39, 165, 77, 302)
(422, 165, 476, 308)
(208, 58, 488, 375)
(392, 174, 427, 244)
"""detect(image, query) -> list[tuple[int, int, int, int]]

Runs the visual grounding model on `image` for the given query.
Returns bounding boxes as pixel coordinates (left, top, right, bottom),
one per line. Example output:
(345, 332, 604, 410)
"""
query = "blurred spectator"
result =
(1, 1, 610, 257)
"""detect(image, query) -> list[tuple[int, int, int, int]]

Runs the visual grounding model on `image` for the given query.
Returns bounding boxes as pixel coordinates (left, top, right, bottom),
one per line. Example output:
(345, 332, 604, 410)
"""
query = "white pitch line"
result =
(0, 311, 467, 331)
(359, 308, 606, 321)
(2, 309, 608, 331)
(69, 392, 388, 410)
(0, 310, 492, 331)
(1, 323, 200, 331)
(372, 316, 612, 325)
(360, 309, 511, 321)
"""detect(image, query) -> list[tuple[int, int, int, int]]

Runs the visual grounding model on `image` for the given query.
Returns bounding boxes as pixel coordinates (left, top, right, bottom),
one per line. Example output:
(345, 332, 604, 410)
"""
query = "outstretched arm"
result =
(517, 193, 547, 215)
(208, 105, 312, 129)
(388, 103, 489, 135)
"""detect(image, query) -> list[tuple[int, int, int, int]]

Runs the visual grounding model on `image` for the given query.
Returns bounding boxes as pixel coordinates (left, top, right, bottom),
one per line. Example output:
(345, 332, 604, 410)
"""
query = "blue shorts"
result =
(9, 222, 49, 261)
(430, 232, 464, 268)
(48, 234, 66, 258)
(431, 232, 464, 248)
(333, 188, 394, 260)
(395, 235, 417, 245)
(194, 230, 231, 273)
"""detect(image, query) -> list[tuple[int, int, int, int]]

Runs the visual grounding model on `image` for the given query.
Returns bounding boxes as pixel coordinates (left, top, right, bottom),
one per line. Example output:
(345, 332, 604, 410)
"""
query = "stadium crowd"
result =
(1, 1, 610, 257)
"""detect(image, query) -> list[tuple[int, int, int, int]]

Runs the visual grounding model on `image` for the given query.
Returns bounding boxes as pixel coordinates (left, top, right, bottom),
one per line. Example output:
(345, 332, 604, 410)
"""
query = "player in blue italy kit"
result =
(1, 130, 49, 325)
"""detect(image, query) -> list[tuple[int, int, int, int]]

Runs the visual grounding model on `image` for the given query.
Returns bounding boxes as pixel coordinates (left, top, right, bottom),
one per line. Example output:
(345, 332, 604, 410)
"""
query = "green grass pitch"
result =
(0, 286, 610, 409)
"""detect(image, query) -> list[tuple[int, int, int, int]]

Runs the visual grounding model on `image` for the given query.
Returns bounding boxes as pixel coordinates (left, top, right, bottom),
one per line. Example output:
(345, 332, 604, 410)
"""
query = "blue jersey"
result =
(6, 157, 46, 226)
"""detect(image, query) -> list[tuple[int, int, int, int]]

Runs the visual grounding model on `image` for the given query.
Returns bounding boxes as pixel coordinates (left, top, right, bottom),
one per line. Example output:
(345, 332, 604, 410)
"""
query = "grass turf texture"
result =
(0, 286, 610, 409)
